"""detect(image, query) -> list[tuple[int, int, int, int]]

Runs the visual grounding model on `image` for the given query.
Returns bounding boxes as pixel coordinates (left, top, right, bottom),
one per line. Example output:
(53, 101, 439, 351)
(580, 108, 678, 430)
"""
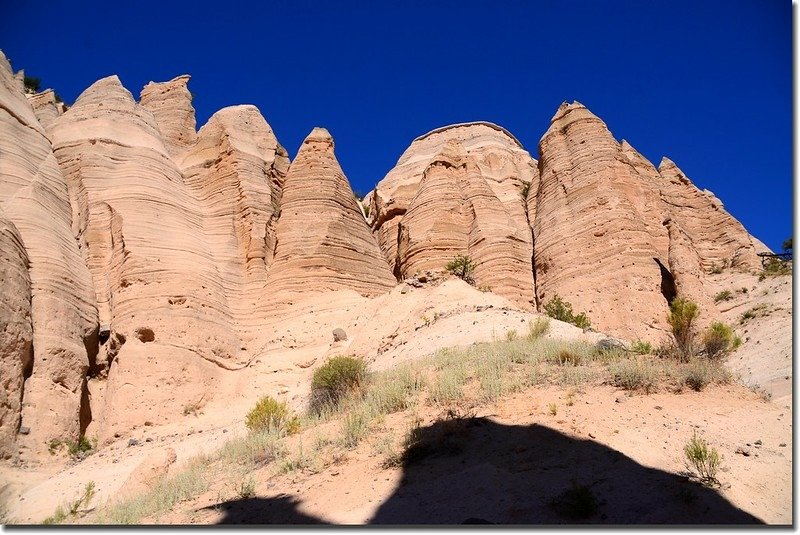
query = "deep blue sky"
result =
(1, 0, 791, 251)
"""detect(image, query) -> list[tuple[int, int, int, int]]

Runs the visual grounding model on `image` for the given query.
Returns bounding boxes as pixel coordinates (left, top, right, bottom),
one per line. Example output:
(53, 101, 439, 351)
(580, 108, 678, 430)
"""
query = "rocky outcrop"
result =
(266, 128, 395, 298)
(179, 104, 290, 331)
(371, 122, 537, 307)
(532, 102, 672, 340)
(26, 89, 65, 130)
(0, 212, 32, 458)
(140, 75, 197, 157)
(0, 52, 98, 453)
(665, 218, 717, 329)
(48, 75, 242, 441)
(658, 157, 761, 271)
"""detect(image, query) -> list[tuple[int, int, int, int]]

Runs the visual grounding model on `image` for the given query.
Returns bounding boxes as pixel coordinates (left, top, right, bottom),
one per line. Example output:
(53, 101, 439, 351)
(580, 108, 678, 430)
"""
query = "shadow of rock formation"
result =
(215, 417, 763, 525)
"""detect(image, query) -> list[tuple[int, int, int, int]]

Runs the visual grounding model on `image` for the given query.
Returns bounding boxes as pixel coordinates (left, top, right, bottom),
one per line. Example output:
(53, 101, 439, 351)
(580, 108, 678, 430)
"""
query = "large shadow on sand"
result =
(215, 417, 764, 525)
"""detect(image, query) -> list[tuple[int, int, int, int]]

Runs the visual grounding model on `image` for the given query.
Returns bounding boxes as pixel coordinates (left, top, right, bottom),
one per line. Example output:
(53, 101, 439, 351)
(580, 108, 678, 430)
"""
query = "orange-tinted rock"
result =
(140, 75, 197, 157)
(266, 128, 395, 298)
(371, 122, 537, 307)
(0, 52, 98, 453)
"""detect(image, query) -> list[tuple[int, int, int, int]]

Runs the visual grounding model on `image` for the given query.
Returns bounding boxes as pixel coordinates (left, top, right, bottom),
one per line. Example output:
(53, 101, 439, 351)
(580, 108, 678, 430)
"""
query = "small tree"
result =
(667, 297, 699, 361)
(23, 75, 41, 93)
(445, 254, 476, 284)
(782, 237, 792, 253)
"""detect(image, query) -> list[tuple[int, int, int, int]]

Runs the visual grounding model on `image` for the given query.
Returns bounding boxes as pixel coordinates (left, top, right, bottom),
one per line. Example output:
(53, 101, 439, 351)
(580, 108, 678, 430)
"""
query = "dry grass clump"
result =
(684, 432, 722, 486)
(98, 461, 209, 524)
(609, 358, 657, 392)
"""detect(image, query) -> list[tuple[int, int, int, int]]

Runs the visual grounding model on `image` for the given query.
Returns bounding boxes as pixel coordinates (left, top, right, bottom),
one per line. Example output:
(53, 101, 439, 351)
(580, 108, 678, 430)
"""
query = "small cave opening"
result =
(135, 327, 156, 343)
(654, 258, 677, 305)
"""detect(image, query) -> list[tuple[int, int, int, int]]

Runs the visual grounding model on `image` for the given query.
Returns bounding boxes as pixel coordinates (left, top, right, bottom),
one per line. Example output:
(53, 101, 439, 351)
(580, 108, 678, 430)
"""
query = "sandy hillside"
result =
(1, 271, 791, 525)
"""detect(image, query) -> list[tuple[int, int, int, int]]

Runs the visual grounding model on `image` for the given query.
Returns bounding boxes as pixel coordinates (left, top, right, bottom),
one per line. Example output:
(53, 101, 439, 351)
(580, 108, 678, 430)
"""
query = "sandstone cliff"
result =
(370, 122, 537, 308)
(0, 53, 773, 458)
(266, 127, 395, 298)
(0, 52, 99, 454)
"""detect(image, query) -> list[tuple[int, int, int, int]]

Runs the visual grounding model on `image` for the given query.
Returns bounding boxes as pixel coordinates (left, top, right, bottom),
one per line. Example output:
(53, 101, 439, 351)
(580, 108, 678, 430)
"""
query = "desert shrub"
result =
(245, 396, 299, 435)
(630, 340, 653, 355)
(679, 358, 730, 391)
(713, 290, 733, 303)
(666, 298, 699, 361)
(67, 436, 95, 459)
(23, 76, 41, 93)
(445, 254, 477, 284)
(218, 430, 284, 468)
(527, 317, 550, 340)
(310, 356, 367, 413)
(701, 322, 741, 359)
(340, 408, 372, 448)
(543, 294, 591, 329)
(609, 358, 657, 392)
(363, 364, 422, 415)
(505, 329, 518, 342)
(550, 481, 598, 519)
(762, 257, 791, 277)
(520, 181, 531, 198)
(684, 432, 722, 485)
(237, 478, 256, 499)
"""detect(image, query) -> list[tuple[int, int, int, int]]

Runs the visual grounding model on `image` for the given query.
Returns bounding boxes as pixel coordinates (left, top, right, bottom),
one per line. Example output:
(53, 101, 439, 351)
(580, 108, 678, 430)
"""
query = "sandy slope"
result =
(0, 273, 792, 525)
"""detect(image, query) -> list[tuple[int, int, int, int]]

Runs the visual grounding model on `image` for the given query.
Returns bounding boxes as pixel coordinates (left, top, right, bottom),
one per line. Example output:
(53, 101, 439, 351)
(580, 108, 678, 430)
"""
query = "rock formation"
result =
(0, 212, 31, 458)
(532, 102, 673, 340)
(0, 52, 98, 453)
(266, 128, 395, 298)
(140, 75, 197, 157)
(370, 122, 537, 308)
(0, 50, 774, 457)
(658, 157, 761, 271)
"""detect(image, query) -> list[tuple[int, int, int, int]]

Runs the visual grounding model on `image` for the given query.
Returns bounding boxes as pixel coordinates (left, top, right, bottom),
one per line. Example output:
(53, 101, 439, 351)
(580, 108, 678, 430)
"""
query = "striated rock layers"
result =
(0, 52, 98, 454)
(370, 122, 538, 308)
(531, 102, 762, 340)
(266, 128, 395, 298)
(0, 50, 771, 456)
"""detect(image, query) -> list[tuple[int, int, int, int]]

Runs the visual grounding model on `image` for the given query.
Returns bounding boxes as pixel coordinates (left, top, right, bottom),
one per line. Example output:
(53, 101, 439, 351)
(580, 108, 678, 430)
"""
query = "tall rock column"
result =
(0, 52, 98, 453)
(0, 212, 32, 458)
(532, 102, 671, 341)
(265, 128, 395, 298)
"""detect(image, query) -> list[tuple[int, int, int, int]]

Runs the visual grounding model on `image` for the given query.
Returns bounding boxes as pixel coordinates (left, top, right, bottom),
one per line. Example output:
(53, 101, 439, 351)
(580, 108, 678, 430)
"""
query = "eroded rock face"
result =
(371, 122, 537, 308)
(0, 52, 98, 453)
(140, 75, 197, 157)
(658, 157, 761, 271)
(266, 128, 396, 298)
(532, 102, 672, 340)
(26, 89, 66, 130)
(178, 104, 290, 331)
(48, 75, 242, 441)
(0, 211, 32, 458)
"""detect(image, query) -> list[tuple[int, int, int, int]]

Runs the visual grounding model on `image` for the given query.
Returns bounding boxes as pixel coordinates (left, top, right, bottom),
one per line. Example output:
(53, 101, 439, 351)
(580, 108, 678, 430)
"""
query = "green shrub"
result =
(701, 322, 741, 359)
(505, 329, 518, 342)
(23, 76, 40, 93)
(245, 396, 299, 434)
(543, 294, 592, 329)
(520, 181, 531, 198)
(310, 356, 367, 413)
(237, 477, 256, 499)
(445, 254, 477, 284)
(527, 317, 550, 340)
(630, 340, 653, 355)
(684, 432, 722, 485)
(763, 257, 791, 276)
(667, 298, 699, 361)
(713, 290, 733, 303)
(67, 436, 95, 459)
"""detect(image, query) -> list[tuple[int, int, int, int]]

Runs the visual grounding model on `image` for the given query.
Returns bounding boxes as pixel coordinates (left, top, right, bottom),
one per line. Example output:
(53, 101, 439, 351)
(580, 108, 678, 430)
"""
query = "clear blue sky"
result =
(1, 0, 791, 251)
